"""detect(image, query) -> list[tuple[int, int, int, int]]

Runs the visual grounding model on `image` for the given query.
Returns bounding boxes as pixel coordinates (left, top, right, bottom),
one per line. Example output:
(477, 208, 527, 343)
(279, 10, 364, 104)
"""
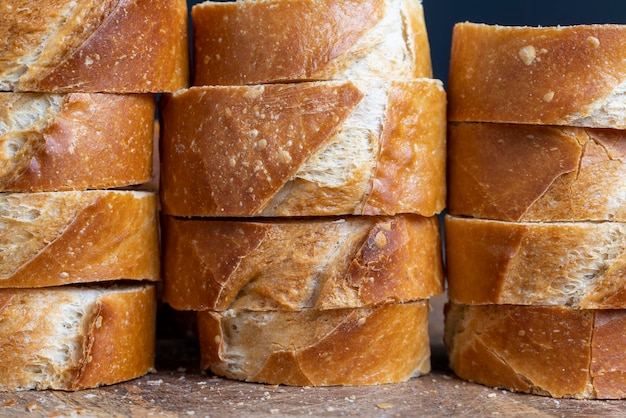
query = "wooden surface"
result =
(1, 295, 624, 417)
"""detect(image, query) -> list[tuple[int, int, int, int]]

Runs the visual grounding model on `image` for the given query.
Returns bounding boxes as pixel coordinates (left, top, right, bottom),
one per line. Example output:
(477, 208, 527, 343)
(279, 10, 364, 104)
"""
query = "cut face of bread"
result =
(159, 79, 446, 217)
(162, 215, 443, 311)
(0, 283, 156, 391)
(198, 302, 431, 386)
(445, 302, 626, 399)
(0, 92, 155, 191)
(0, 0, 189, 92)
(448, 122, 626, 222)
(448, 22, 626, 128)
(192, 0, 431, 86)
(0, 190, 160, 288)
(445, 215, 626, 308)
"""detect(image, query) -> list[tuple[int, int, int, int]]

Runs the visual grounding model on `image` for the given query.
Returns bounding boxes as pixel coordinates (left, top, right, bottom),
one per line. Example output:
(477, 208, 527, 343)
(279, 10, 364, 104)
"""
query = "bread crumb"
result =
(26, 402, 40, 412)
(586, 36, 600, 49)
(518, 46, 537, 65)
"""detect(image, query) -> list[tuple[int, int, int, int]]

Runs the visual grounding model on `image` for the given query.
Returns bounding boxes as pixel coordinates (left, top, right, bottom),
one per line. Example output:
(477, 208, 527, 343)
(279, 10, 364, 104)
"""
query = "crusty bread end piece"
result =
(445, 302, 626, 399)
(160, 79, 446, 217)
(192, 0, 432, 86)
(199, 302, 431, 386)
(0, 0, 189, 92)
(445, 215, 626, 309)
(0, 92, 155, 192)
(163, 214, 443, 311)
(448, 122, 626, 222)
(0, 190, 160, 288)
(448, 22, 626, 128)
(0, 283, 156, 391)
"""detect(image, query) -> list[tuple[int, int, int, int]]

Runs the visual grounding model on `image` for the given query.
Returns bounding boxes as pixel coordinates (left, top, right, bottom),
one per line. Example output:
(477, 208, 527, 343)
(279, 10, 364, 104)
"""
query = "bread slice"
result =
(0, 0, 188, 92)
(448, 22, 626, 128)
(160, 78, 446, 217)
(445, 215, 626, 309)
(0, 283, 156, 391)
(198, 301, 430, 386)
(0, 92, 155, 192)
(162, 214, 443, 311)
(448, 122, 626, 222)
(445, 302, 626, 399)
(192, 0, 432, 86)
(0, 190, 159, 288)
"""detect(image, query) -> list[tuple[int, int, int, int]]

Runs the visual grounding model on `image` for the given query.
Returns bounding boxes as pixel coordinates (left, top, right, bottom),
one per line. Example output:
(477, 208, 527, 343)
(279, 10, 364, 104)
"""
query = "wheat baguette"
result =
(448, 22, 626, 128)
(0, 283, 156, 391)
(445, 302, 626, 399)
(0, 0, 188, 93)
(0, 190, 159, 288)
(159, 78, 446, 217)
(448, 122, 626, 222)
(445, 215, 626, 309)
(162, 214, 443, 311)
(0, 92, 155, 192)
(198, 302, 430, 386)
(192, 0, 431, 86)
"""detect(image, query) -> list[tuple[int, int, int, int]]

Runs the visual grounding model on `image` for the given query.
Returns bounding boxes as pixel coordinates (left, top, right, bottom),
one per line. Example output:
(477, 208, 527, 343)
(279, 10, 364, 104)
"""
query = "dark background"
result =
(186, 0, 626, 84)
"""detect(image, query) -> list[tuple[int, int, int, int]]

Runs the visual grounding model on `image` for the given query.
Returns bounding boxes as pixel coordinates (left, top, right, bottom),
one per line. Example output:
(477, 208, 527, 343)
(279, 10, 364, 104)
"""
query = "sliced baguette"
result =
(162, 215, 443, 311)
(160, 79, 446, 217)
(448, 122, 626, 222)
(445, 215, 626, 309)
(0, 190, 159, 288)
(0, 283, 156, 391)
(0, 92, 155, 191)
(448, 22, 626, 128)
(445, 302, 626, 399)
(198, 302, 430, 386)
(0, 0, 188, 92)
(192, 0, 431, 86)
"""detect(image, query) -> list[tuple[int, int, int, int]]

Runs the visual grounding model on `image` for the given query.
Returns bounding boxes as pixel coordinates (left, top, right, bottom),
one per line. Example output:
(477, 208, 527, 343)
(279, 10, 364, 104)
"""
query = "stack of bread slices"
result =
(445, 22, 626, 399)
(0, 0, 189, 390)
(160, 0, 447, 386)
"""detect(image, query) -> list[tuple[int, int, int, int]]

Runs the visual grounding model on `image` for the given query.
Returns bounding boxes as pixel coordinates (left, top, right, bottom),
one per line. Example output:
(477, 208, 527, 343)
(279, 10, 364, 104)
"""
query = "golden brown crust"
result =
(1, 0, 189, 92)
(448, 123, 626, 221)
(0, 284, 156, 391)
(159, 79, 446, 217)
(445, 302, 626, 399)
(162, 215, 443, 311)
(198, 302, 430, 386)
(0, 190, 160, 288)
(445, 215, 626, 309)
(448, 22, 626, 128)
(0, 92, 154, 191)
(192, 0, 431, 86)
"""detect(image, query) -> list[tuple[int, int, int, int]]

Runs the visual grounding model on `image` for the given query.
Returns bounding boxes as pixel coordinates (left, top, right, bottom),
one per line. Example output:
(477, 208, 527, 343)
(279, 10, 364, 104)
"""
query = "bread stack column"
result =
(0, 0, 189, 390)
(160, 0, 447, 386)
(445, 22, 626, 398)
